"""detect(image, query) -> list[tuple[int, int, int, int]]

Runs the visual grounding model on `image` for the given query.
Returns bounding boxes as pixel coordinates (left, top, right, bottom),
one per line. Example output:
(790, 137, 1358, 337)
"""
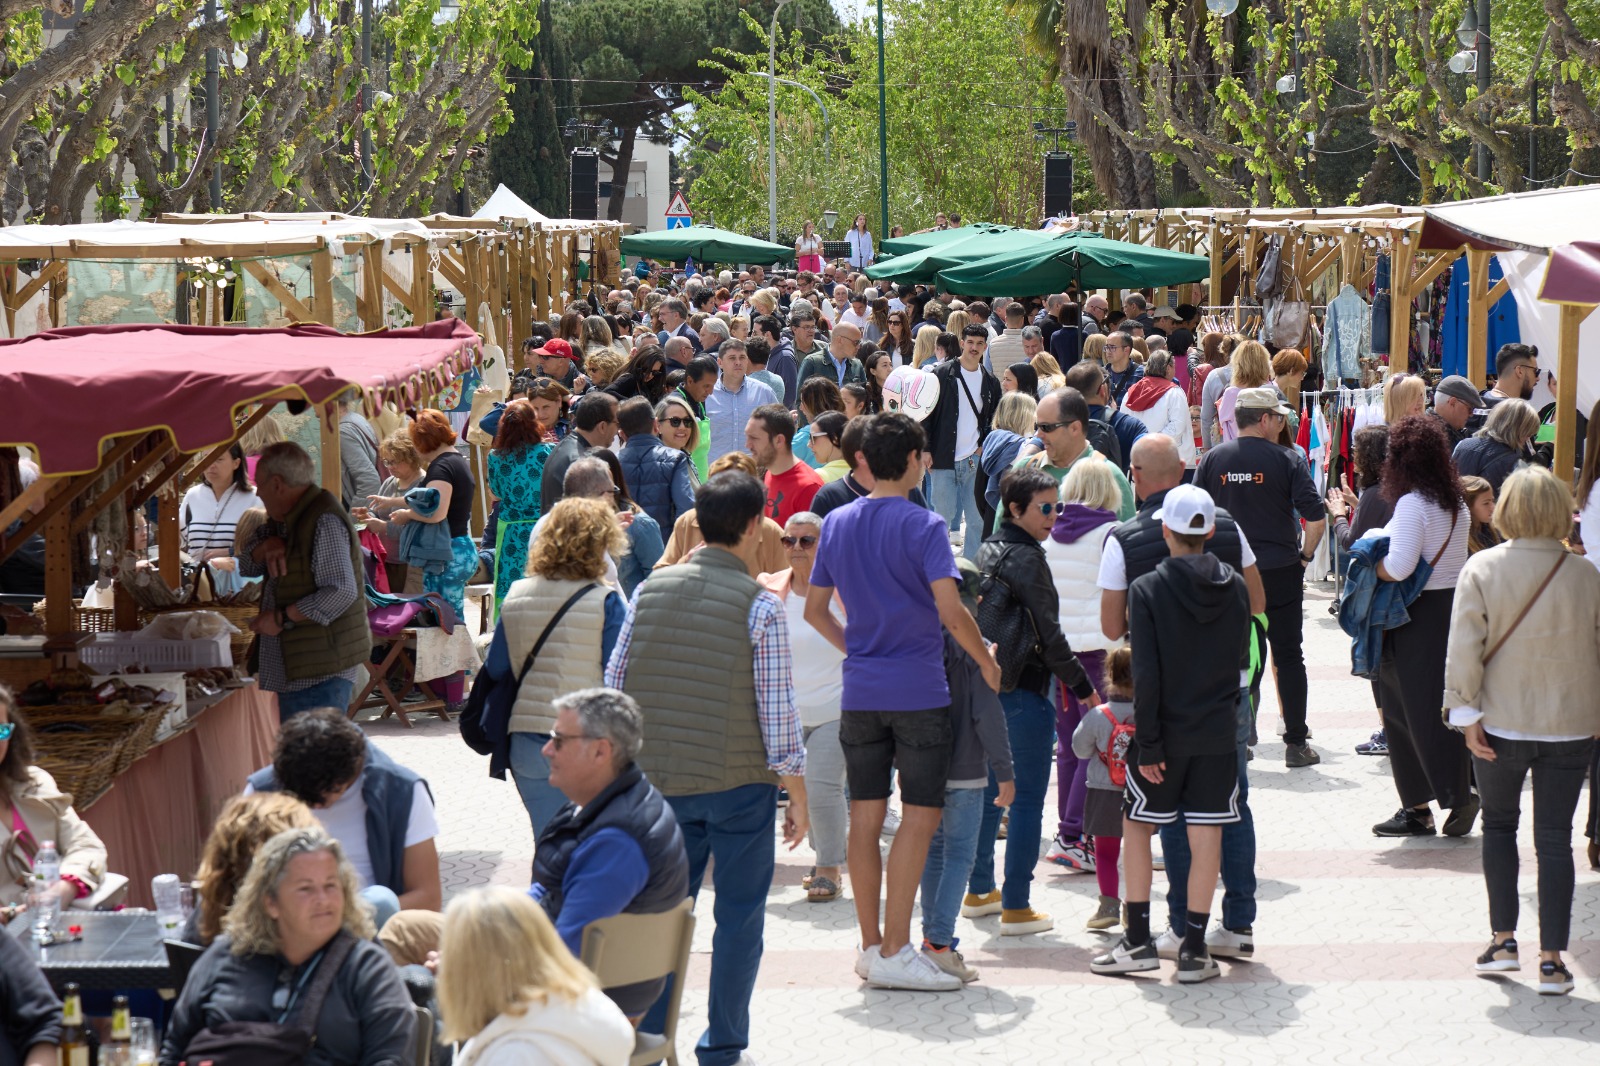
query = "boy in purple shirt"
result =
(806, 412, 1000, 992)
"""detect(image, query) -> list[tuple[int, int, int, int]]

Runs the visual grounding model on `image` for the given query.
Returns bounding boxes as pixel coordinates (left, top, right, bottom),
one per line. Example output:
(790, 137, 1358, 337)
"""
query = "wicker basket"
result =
(29, 601, 118, 633)
(29, 702, 171, 776)
(32, 723, 135, 809)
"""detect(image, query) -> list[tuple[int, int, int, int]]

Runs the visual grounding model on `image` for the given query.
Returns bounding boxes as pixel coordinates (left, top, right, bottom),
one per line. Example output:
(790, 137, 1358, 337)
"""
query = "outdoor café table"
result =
(7, 910, 173, 992)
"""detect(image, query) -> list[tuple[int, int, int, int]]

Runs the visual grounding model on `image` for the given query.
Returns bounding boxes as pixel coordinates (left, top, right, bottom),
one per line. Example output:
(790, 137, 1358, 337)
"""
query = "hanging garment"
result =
(1323, 284, 1372, 382)
(1370, 255, 1391, 359)
(1439, 256, 1521, 379)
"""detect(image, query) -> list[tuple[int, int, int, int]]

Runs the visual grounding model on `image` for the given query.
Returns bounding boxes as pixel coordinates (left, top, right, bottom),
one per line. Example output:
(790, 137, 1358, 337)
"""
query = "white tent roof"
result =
(472, 184, 550, 224)
(0, 217, 434, 257)
(1420, 184, 1600, 255)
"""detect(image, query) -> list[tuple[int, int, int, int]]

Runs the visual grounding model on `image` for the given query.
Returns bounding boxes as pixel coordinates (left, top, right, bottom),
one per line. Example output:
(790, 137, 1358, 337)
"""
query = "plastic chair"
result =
(579, 899, 696, 1066)
(163, 938, 206, 992)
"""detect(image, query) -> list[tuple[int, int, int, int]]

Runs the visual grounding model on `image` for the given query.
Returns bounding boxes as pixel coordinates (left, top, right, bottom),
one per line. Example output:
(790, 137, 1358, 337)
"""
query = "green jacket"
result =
(263, 487, 371, 682)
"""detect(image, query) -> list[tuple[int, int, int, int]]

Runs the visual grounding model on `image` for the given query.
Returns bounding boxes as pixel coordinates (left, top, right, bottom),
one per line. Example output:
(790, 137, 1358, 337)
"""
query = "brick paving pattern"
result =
(362, 582, 1600, 1063)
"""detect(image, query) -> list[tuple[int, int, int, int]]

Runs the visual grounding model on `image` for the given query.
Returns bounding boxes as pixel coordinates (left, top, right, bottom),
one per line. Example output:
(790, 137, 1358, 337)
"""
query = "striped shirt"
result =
(605, 584, 805, 777)
(180, 484, 261, 556)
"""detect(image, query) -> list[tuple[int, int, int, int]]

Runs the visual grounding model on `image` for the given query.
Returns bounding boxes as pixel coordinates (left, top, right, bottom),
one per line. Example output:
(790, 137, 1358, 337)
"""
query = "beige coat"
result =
(1443, 539, 1600, 737)
(2, 765, 108, 907)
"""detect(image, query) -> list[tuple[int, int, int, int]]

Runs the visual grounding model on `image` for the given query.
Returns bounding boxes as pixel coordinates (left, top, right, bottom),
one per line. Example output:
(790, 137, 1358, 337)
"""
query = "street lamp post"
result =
(1476, 0, 1491, 181)
(877, 0, 888, 240)
(768, 0, 793, 245)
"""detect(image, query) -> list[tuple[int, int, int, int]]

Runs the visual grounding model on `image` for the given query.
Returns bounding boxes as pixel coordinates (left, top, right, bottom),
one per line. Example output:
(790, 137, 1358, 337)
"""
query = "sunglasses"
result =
(662, 416, 694, 428)
(547, 730, 598, 750)
(780, 534, 818, 549)
(0, 723, 12, 741)
(1034, 420, 1068, 434)
(1033, 501, 1066, 516)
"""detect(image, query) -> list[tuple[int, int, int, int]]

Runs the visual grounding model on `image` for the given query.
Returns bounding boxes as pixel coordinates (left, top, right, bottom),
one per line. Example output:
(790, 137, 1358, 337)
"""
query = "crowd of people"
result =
(6, 249, 1600, 1066)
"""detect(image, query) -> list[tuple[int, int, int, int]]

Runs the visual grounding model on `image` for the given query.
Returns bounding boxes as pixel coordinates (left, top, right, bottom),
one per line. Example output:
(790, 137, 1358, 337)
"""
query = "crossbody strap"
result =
(953, 366, 984, 423)
(1482, 552, 1567, 665)
(285, 931, 357, 1035)
(515, 584, 599, 687)
(1427, 508, 1460, 570)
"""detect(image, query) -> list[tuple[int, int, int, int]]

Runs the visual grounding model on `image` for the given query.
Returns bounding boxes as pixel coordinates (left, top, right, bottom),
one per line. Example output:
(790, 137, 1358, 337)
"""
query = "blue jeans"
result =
(275, 676, 356, 723)
(1159, 688, 1257, 933)
(968, 688, 1055, 910)
(508, 732, 567, 840)
(920, 786, 985, 946)
(925, 454, 982, 561)
(641, 784, 776, 1066)
(360, 885, 400, 931)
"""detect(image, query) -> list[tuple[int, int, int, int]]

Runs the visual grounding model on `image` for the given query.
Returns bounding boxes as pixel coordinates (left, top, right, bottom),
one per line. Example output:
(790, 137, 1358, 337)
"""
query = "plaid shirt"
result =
(606, 584, 805, 777)
(238, 512, 363, 693)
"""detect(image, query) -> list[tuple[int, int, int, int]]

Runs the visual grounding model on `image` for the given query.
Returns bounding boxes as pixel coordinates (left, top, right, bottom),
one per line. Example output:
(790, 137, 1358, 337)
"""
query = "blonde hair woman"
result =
(981, 391, 1039, 514)
(1081, 333, 1108, 365)
(162, 827, 415, 1066)
(1383, 372, 1426, 424)
(910, 326, 941, 369)
(1217, 339, 1273, 441)
(1455, 396, 1539, 497)
(189, 793, 318, 945)
(438, 887, 633, 1065)
(945, 309, 970, 338)
(1032, 352, 1067, 396)
(583, 347, 627, 390)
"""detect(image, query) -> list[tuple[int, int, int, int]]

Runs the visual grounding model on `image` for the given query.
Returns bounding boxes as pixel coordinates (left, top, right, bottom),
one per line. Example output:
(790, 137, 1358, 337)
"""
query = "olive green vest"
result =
(623, 547, 772, 796)
(265, 487, 372, 682)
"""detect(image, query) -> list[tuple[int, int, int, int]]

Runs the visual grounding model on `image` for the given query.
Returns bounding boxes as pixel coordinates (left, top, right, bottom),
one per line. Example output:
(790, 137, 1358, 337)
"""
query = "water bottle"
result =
(151, 873, 184, 935)
(29, 839, 59, 944)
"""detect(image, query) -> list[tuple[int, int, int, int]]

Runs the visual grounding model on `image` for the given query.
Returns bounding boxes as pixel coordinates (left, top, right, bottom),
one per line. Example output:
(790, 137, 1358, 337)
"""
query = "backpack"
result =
(1097, 704, 1136, 788)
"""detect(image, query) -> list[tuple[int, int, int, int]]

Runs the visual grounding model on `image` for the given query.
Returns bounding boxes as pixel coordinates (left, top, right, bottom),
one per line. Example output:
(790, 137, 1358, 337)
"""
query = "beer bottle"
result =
(57, 982, 89, 1066)
(104, 995, 133, 1065)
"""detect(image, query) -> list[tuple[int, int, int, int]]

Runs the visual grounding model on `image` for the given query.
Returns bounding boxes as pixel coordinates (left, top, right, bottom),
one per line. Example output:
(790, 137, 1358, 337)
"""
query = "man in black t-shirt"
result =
(1193, 388, 1327, 769)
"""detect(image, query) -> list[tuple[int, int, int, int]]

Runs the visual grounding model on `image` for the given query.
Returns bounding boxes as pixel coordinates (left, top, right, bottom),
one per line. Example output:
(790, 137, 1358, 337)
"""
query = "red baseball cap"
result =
(534, 338, 576, 362)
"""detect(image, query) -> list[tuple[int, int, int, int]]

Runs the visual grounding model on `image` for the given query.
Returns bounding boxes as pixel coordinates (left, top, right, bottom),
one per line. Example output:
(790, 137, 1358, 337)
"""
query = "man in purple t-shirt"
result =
(806, 412, 1000, 992)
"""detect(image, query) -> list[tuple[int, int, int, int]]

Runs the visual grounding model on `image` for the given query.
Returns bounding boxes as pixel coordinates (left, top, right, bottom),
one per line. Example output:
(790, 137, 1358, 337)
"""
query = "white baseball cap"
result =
(1154, 483, 1216, 536)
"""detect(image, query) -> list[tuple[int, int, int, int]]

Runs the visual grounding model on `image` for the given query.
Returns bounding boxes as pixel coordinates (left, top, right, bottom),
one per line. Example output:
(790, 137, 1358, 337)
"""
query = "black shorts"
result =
(1123, 750, 1241, 826)
(839, 707, 952, 809)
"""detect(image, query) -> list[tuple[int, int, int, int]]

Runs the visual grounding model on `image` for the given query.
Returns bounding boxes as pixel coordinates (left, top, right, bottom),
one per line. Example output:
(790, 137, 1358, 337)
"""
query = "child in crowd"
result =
(919, 559, 1015, 984)
(1090, 484, 1249, 984)
(1462, 476, 1498, 554)
(1071, 646, 1135, 931)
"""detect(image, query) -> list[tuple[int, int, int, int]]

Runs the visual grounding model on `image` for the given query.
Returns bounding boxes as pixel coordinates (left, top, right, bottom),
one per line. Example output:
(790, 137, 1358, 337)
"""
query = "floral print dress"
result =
(487, 442, 554, 611)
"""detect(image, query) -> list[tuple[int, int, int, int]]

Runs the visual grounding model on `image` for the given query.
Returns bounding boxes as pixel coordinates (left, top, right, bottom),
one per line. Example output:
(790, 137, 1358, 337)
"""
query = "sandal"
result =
(807, 875, 842, 903)
(801, 867, 816, 889)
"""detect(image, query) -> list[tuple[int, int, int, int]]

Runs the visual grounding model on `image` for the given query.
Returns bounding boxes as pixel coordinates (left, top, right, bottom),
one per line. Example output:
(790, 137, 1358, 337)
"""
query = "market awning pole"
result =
(1555, 303, 1593, 484)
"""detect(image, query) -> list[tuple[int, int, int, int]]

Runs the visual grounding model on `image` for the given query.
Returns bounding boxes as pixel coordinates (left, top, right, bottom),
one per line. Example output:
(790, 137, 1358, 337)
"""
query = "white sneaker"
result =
(867, 944, 963, 991)
(855, 946, 875, 981)
(881, 806, 901, 838)
(1154, 928, 1182, 960)
(1205, 922, 1254, 959)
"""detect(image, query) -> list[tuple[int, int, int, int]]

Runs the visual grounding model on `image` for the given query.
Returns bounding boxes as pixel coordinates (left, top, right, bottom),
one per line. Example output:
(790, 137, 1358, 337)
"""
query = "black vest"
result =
(1113, 487, 1244, 584)
(531, 764, 689, 923)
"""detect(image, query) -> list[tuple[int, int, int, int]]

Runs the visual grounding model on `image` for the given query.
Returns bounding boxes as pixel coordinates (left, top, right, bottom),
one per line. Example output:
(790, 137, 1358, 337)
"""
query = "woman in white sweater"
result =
(1120, 351, 1195, 468)
(439, 887, 634, 1066)
(1444, 467, 1600, 996)
(1041, 456, 1123, 869)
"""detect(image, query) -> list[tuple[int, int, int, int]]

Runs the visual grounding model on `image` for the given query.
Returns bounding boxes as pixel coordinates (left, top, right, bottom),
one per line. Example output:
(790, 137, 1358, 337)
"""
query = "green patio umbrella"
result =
(877, 223, 1011, 257)
(619, 225, 795, 265)
(866, 226, 1057, 286)
(936, 232, 1209, 297)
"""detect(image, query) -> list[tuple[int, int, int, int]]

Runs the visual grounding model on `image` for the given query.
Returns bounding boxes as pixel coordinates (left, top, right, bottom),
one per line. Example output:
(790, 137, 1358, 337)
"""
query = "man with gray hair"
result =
(662, 334, 695, 371)
(239, 441, 370, 721)
(656, 297, 701, 354)
(698, 315, 731, 358)
(529, 686, 691, 1017)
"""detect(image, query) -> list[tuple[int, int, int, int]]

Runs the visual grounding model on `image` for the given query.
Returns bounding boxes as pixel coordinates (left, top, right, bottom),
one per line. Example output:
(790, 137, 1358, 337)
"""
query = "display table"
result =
(81, 684, 278, 909)
(8, 910, 173, 993)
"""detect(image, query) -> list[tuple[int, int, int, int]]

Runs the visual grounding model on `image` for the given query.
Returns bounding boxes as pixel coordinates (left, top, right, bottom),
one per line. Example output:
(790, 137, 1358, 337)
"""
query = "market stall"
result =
(0, 318, 479, 904)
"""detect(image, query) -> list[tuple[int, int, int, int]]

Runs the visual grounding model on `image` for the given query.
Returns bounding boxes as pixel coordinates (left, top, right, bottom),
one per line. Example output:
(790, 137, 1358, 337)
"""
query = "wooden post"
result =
(509, 228, 530, 358)
(156, 491, 180, 589)
(359, 243, 385, 331)
(1387, 234, 1416, 376)
(311, 245, 336, 326)
(1554, 303, 1594, 485)
(1208, 220, 1224, 307)
(411, 243, 432, 324)
(319, 400, 342, 497)
(42, 509, 73, 637)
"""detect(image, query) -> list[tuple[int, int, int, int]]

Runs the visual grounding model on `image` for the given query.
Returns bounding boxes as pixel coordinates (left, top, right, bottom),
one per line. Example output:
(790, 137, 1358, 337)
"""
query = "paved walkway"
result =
(361, 580, 1600, 1064)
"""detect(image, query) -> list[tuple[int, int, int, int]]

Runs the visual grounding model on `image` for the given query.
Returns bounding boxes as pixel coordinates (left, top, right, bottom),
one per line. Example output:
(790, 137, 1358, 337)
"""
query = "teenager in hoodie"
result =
(1042, 456, 1126, 873)
(1090, 484, 1249, 986)
(1123, 352, 1196, 469)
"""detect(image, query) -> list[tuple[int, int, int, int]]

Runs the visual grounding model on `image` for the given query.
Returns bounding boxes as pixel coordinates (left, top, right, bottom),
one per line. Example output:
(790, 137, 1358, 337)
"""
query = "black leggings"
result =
(1378, 588, 1470, 810)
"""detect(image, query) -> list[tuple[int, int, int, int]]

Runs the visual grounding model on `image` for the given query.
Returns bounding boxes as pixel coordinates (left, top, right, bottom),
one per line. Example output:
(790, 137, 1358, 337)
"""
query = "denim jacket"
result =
(398, 486, 455, 574)
(1338, 530, 1433, 678)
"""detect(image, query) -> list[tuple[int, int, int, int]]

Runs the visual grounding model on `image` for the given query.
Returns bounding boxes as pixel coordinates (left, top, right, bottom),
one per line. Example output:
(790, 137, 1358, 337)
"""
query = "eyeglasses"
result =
(663, 415, 694, 428)
(547, 730, 598, 750)
(780, 534, 818, 548)
(1034, 501, 1065, 516)
(0, 723, 12, 741)
(1034, 420, 1068, 434)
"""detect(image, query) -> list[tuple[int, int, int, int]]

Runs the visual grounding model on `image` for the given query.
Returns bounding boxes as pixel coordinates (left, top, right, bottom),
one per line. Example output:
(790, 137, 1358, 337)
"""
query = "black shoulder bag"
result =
(974, 546, 1041, 693)
(181, 932, 356, 1066)
(460, 584, 599, 770)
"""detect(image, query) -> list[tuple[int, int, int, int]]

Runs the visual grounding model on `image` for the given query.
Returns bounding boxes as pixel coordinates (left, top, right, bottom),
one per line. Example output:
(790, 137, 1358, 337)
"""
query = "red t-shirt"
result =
(765, 462, 824, 526)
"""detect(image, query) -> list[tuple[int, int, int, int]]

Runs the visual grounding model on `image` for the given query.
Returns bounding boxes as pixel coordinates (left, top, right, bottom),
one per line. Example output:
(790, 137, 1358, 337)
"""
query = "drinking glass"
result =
(130, 1018, 157, 1066)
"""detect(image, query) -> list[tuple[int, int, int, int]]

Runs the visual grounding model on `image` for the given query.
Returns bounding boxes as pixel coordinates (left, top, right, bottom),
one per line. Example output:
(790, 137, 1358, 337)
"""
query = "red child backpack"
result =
(1098, 705, 1136, 788)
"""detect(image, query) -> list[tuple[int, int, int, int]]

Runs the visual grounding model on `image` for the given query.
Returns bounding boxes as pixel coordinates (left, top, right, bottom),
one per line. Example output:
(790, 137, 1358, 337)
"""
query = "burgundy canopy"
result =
(0, 320, 479, 476)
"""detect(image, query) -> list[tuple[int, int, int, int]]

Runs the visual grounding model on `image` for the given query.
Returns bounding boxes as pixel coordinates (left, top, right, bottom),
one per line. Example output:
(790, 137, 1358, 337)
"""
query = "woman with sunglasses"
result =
(757, 512, 849, 903)
(809, 411, 851, 483)
(0, 685, 108, 922)
(885, 309, 915, 367)
(653, 395, 703, 486)
(966, 467, 1098, 937)
(604, 345, 668, 406)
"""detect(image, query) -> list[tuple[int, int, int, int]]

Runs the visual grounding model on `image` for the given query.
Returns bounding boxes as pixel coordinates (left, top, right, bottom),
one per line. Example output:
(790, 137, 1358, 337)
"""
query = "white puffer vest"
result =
(500, 574, 609, 736)
(1044, 520, 1119, 652)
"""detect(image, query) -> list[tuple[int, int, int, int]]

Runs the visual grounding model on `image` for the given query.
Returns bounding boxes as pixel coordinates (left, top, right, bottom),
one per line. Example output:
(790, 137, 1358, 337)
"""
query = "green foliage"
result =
(679, 0, 1101, 236)
(490, 0, 572, 217)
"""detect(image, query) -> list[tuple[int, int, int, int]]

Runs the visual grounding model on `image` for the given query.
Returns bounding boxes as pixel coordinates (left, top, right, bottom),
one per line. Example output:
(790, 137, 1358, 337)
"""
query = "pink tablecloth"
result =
(81, 685, 278, 908)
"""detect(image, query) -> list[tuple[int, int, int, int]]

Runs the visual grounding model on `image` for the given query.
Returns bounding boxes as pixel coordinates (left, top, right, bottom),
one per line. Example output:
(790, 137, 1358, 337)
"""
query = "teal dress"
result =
(487, 443, 553, 612)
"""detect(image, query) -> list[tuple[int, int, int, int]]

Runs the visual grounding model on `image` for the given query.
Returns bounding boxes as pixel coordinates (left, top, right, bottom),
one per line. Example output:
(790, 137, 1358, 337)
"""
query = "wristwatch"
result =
(278, 608, 297, 631)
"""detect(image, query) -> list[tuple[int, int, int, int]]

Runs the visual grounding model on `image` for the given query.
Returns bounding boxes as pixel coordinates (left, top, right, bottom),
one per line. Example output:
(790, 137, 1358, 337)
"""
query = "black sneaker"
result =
(1539, 960, 1575, 995)
(1089, 937, 1160, 975)
(1474, 938, 1518, 972)
(1285, 743, 1321, 768)
(1373, 808, 1436, 837)
(1176, 945, 1220, 983)
(1442, 795, 1480, 838)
